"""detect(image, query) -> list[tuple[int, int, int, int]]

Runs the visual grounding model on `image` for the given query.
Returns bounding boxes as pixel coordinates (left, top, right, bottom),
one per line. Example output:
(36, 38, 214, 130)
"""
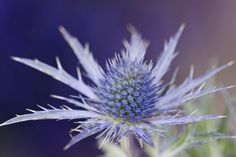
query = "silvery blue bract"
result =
(1, 24, 234, 150)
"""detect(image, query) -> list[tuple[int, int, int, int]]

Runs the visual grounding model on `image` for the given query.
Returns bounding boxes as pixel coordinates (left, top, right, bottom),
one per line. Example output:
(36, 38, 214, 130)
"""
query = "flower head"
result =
(97, 56, 158, 123)
(1, 24, 234, 149)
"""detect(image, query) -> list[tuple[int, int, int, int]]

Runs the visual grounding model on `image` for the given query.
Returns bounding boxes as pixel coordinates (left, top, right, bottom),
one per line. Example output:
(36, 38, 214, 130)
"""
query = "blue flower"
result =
(1, 24, 234, 149)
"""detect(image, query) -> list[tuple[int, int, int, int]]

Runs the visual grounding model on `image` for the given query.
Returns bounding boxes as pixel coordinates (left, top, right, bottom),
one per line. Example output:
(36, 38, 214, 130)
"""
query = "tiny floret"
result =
(1, 24, 234, 149)
(97, 59, 157, 123)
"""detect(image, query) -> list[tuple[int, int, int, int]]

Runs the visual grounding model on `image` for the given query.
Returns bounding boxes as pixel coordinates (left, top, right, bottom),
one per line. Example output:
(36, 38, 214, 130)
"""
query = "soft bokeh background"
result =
(0, 0, 236, 157)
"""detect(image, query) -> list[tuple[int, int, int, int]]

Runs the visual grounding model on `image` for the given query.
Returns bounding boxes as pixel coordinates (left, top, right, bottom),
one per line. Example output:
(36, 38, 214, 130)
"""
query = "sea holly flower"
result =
(1, 24, 234, 150)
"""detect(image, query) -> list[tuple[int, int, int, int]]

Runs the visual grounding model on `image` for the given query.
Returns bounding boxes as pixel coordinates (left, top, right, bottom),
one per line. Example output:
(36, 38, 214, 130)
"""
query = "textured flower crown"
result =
(1, 24, 234, 150)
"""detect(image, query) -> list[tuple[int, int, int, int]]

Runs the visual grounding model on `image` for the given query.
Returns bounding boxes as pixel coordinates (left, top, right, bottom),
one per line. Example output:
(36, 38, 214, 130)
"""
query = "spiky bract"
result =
(1, 24, 234, 149)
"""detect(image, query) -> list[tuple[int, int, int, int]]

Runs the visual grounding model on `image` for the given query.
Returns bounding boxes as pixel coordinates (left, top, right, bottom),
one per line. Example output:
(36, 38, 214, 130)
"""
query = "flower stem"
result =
(128, 133, 146, 157)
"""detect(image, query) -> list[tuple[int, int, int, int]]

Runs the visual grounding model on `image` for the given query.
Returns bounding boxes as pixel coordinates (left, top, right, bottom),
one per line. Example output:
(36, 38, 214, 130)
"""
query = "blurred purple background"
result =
(0, 0, 236, 157)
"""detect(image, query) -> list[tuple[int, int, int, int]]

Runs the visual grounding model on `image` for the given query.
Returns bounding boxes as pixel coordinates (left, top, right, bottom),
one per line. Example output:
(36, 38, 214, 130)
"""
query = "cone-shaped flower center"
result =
(97, 60, 157, 123)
